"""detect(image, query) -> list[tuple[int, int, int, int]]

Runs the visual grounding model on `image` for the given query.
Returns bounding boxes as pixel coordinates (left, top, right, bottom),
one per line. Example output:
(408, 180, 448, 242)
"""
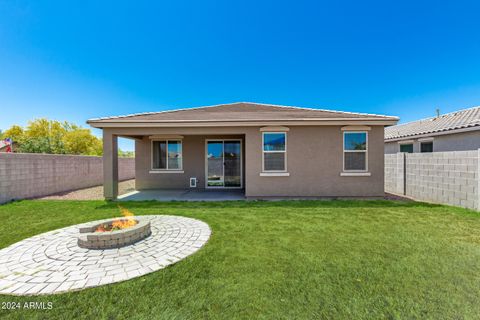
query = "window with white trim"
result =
(262, 132, 286, 172)
(152, 140, 182, 170)
(343, 132, 367, 171)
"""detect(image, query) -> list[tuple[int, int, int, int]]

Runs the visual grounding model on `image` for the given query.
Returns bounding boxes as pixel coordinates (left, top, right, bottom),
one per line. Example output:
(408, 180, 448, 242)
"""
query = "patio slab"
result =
(0, 215, 211, 295)
(118, 189, 245, 201)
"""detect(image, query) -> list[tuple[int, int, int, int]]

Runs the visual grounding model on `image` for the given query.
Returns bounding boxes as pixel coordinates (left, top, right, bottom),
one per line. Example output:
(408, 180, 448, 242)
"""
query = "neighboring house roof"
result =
(385, 106, 480, 141)
(87, 102, 398, 127)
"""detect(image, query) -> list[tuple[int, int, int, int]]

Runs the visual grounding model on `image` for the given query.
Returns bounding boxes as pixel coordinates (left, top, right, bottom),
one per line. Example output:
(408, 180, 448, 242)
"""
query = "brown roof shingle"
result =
(385, 106, 480, 141)
(88, 102, 397, 125)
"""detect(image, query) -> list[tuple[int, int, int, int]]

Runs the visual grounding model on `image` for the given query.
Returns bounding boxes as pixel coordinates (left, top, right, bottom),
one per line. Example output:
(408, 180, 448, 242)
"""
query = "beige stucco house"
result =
(385, 106, 480, 154)
(87, 102, 398, 200)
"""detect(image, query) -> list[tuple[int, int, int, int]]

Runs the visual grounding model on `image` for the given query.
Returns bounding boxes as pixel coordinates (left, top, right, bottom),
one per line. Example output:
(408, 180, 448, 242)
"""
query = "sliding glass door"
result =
(207, 141, 224, 187)
(206, 140, 242, 188)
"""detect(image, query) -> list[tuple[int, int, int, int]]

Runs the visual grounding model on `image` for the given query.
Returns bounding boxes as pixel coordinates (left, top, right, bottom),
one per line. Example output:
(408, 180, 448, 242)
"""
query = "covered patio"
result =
(117, 189, 245, 201)
(100, 128, 248, 201)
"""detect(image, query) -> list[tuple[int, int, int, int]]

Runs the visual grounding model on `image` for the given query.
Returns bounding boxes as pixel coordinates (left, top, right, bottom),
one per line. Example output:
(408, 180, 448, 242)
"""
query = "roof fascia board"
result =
(88, 117, 396, 123)
(89, 120, 398, 128)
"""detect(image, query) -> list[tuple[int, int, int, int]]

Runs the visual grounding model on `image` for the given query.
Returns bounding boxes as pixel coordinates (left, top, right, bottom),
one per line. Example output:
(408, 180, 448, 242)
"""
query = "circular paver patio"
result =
(0, 215, 211, 296)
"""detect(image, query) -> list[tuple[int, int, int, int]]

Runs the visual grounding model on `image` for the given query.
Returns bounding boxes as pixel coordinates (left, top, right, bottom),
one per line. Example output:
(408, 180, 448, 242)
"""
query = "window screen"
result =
(152, 140, 182, 170)
(263, 133, 286, 171)
(421, 142, 433, 153)
(400, 144, 413, 153)
(344, 132, 367, 171)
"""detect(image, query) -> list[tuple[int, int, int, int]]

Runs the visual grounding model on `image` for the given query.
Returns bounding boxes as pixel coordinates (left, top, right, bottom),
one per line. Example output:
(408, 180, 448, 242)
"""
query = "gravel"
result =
(37, 179, 136, 200)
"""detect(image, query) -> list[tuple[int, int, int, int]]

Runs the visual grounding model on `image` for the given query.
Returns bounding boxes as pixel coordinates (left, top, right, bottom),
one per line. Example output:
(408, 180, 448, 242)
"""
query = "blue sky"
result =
(1, 1, 480, 151)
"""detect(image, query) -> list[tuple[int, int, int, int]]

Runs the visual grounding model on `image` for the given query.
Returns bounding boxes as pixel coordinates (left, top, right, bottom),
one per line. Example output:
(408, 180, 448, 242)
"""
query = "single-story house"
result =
(385, 106, 480, 154)
(87, 102, 398, 200)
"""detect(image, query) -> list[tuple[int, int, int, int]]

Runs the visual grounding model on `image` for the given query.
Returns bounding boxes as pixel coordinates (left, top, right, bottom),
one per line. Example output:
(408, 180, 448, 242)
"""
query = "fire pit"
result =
(78, 206, 151, 249)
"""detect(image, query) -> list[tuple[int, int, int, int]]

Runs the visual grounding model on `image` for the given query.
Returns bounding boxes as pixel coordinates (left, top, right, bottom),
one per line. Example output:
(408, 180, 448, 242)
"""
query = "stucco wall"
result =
(245, 126, 385, 197)
(135, 135, 245, 189)
(385, 130, 480, 154)
(131, 125, 385, 197)
(432, 131, 480, 151)
(0, 153, 134, 204)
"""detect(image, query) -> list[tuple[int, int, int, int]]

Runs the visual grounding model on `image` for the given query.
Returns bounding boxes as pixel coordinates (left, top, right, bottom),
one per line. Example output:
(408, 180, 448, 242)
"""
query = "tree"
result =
(63, 129, 102, 155)
(118, 150, 135, 158)
(2, 125, 25, 144)
(1, 119, 103, 155)
(23, 119, 67, 154)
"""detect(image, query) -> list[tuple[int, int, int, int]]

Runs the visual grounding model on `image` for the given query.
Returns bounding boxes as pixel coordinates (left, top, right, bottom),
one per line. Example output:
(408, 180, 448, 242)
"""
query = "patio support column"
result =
(103, 130, 118, 200)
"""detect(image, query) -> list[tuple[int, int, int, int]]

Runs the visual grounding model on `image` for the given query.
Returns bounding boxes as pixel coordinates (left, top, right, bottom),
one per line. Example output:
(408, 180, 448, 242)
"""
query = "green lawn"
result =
(0, 200, 480, 319)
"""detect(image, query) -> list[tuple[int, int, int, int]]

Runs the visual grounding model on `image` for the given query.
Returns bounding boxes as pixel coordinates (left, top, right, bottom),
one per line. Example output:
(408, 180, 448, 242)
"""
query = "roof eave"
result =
(88, 118, 399, 128)
(385, 125, 480, 142)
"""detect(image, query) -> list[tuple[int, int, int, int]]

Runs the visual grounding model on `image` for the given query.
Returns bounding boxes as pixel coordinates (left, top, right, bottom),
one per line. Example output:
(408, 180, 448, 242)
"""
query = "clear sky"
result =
(1, 1, 480, 151)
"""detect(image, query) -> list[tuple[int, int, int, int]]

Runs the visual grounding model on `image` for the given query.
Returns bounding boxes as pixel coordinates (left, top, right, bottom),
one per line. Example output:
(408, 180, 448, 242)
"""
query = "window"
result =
(421, 142, 433, 153)
(400, 144, 413, 153)
(262, 132, 286, 171)
(343, 132, 367, 171)
(152, 140, 182, 170)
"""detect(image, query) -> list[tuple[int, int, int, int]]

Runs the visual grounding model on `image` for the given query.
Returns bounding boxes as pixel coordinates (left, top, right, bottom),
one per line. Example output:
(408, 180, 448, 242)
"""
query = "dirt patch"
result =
(384, 192, 414, 202)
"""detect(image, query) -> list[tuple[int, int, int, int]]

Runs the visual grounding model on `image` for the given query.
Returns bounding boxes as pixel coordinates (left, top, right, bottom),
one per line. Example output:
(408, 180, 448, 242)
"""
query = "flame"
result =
(95, 205, 137, 232)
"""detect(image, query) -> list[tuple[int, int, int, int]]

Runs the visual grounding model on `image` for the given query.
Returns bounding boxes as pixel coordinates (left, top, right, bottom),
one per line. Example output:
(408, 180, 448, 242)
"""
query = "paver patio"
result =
(0, 215, 211, 295)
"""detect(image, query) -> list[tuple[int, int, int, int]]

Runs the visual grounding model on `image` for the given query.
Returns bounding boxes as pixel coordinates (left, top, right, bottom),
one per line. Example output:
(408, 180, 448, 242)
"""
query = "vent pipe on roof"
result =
(436, 108, 440, 118)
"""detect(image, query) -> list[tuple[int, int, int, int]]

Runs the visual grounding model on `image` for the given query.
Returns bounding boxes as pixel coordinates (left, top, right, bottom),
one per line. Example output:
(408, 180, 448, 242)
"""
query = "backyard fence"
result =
(385, 150, 479, 210)
(0, 153, 135, 204)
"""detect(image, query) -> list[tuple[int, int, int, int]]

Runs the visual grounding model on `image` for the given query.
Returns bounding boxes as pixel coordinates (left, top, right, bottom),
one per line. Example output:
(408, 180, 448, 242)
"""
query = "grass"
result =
(0, 200, 480, 319)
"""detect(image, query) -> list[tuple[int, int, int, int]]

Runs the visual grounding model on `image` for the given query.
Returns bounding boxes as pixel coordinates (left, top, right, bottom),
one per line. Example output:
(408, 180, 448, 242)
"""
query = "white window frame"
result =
(262, 132, 287, 173)
(151, 139, 183, 171)
(343, 131, 368, 172)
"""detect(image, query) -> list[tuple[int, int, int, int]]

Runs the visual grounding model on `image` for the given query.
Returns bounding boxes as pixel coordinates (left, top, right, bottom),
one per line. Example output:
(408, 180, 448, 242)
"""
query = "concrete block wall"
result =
(385, 153, 406, 195)
(0, 153, 135, 204)
(385, 150, 479, 210)
(384, 154, 397, 193)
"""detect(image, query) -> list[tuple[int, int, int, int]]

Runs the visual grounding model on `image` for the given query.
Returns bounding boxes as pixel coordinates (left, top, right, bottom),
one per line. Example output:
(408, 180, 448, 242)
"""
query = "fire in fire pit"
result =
(95, 206, 137, 232)
(78, 206, 151, 249)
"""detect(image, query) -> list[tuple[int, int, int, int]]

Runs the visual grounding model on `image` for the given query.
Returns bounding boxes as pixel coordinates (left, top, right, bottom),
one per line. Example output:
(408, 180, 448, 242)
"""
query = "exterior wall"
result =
(385, 130, 480, 154)
(135, 135, 244, 190)
(128, 125, 385, 197)
(0, 153, 134, 204)
(245, 126, 385, 197)
(384, 142, 398, 154)
(433, 131, 480, 152)
(385, 151, 479, 210)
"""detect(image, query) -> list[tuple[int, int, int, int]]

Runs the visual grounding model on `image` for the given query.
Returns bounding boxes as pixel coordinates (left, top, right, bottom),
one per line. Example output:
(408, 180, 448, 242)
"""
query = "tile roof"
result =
(385, 106, 480, 141)
(87, 102, 398, 124)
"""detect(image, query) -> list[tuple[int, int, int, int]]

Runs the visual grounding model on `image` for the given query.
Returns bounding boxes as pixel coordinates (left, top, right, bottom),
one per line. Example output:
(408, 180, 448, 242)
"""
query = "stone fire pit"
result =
(0, 215, 211, 295)
(78, 217, 151, 249)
